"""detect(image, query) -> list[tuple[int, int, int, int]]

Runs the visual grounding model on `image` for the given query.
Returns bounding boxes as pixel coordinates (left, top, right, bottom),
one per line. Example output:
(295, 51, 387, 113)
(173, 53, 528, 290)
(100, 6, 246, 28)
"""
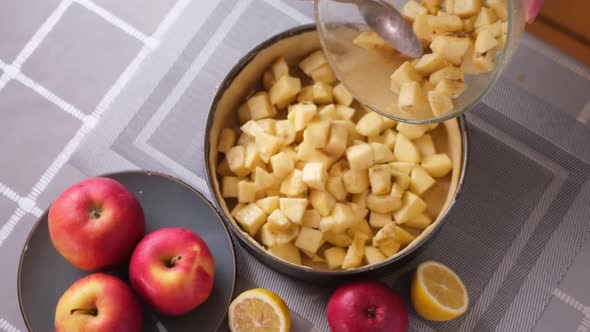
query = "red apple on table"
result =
(48, 177, 145, 271)
(55, 273, 143, 332)
(327, 279, 408, 332)
(129, 227, 215, 316)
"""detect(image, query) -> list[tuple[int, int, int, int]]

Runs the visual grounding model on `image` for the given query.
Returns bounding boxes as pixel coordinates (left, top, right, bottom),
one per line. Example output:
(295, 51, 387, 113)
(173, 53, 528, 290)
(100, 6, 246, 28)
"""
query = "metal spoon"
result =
(333, 0, 423, 58)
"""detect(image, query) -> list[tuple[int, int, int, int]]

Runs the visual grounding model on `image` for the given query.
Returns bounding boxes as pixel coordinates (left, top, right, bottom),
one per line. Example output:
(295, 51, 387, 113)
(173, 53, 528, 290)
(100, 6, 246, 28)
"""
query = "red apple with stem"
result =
(55, 273, 143, 332)
(129, 227, 215, 316)
(327, 279, 408, 332)
(48, 177, 145, 271)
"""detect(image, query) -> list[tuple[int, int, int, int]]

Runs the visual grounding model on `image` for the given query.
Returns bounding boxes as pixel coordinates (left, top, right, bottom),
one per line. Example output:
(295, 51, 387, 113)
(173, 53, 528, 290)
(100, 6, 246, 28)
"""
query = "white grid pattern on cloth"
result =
(0, 0, 189, 329)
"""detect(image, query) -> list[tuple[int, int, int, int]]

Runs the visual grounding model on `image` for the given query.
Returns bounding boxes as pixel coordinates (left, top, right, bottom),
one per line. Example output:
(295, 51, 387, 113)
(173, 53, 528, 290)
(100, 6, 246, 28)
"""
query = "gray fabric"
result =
(0, 1, 589, 331)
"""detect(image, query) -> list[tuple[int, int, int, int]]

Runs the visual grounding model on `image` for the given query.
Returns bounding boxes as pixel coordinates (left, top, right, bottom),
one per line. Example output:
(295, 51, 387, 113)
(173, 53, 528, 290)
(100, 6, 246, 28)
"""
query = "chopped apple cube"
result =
(369, 165, 392, 195)
(237, 180, 258, 203)
(226, 145, 250, 177)
(364, 246, 387, 265)
(253, 167, 275, 190)
(244, 143, 264, 171)
(414, 53, 449, 75)
(428, 15, 464, 34)
(429, 66, 465, 85)
(310, 189, 336, 217)
(475, 29, 498, 54)
(328, 159, 347, 177)
(302, 163, 328, 191)
(333, 83, 354, 106)
(422, 153, 453, 177)
(380, 129, 397, 150)
(342, 234, 369, 269)
(332, 203, 357, 230)
(404, 212, 432, 229)
(346, 219, 374, 239)
(270, 151, 295, 180)
(396, 123, 430, 140)
(393, 191, 428, 224)
(238, 102, 251, 125)
(233, 203, 267, 236)
(280, 169, 308, 196)
(295, 227, 324, 255)
(324, 246, 347, 269)
(356, 112, 384, 137)
(488, 0, 508, 21)
(336, 105, 356, 121)
(414, 134, 436, 157)
(367, 191, 402, 214)
(352, 31, 394, 51)
(255, 133, 281, 163)
(323, 120, 349, 159)
(301, 209, 321, 229)
(318, 104, 338, 120)
(394, 133, 421, 163)
(313, 82, 333, 105)
(279, 197, 308, 224)
(267, 209, 292, 230)
(241, 120, 264, 138)
(350, 202, 369, 222)
(410, 166, 436, 195)
(268, 243, 301, 265)
(423, 0, 443, 14)
(370, 142, 395, 164)
(271, 57, 289, 79)
(463, 17, 476, 32)
(269, 75, 301, 109)
(474, 7, 498, 29)
(299, 50, 327, 76)
(324, 231, 353, 247)
(373, 223, 416, 246)
(221, 176, 240, 198)
(377, 241, 402, 257)
(390, 61, 422, 93)
(370, 212, 392, 228)
(255, 196, 280, 215)
(256, 119, 276, 135)
(310, 64, 338, 85)
(435, 79, 467, 99)
(247, 91, 277, 120)
(288, 103, 317, 131)
(402, 1, 428, 21)
(303, 117, 331, 148)
(446, 0, 482, 17)
(297, 85, 314, 104)
(274, 120, 296, 147)
(389, 161, 416, 175)
(398, 82, 427, 113)
(327, 176, 347, 202)
(413, 14, 435, 42)
(430, 35, 471, 65)
(346, 143, 374, 170)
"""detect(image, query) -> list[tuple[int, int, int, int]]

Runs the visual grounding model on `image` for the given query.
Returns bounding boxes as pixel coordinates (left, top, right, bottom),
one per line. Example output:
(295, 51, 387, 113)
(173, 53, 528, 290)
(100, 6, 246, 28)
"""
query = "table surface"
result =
(1, 1, 589, 331)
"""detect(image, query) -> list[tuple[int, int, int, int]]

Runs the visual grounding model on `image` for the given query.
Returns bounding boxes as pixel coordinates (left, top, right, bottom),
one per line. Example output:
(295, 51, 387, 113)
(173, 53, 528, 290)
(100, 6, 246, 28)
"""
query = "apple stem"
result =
(168, 255, 182, 267)
(70, 308, 98, 316)
(366, 307, 376, 319)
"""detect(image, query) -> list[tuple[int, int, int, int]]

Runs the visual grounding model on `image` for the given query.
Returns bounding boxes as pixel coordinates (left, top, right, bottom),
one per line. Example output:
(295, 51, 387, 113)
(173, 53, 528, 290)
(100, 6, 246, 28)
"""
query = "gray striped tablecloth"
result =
(1, 1, 589, 331)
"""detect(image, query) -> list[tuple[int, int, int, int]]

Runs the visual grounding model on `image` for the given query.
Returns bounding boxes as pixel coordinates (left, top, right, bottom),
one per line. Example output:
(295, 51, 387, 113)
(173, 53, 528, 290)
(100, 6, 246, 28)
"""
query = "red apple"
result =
(327, 279, 408, 332)
(55, 273, 143, 332)
(129, 227, 215, 316)
(48, 177, 145, 271)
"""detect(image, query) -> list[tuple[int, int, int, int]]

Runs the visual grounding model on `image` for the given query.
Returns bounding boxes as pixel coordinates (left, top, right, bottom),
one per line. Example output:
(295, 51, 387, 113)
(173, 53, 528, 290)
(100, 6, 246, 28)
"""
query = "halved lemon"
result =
(228, 288, 291, 332)
(411, 260, 469, 321)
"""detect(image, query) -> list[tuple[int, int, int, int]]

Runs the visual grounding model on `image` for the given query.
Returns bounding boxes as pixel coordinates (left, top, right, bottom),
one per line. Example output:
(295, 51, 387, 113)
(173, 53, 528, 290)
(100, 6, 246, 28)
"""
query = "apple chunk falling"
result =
(48, 177, 145, 271)
(55, 273, 143, 332)
(129, 227, 215, 316)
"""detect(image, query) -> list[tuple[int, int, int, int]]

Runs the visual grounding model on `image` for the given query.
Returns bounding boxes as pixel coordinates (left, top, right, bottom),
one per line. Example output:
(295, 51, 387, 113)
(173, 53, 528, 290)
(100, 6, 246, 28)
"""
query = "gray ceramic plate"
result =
(18, 171, 236, 332)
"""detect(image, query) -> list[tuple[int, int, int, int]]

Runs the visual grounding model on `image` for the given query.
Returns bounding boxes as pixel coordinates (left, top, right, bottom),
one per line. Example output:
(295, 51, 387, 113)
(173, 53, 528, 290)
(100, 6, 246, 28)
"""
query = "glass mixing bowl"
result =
(315, 0, 526, 124)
